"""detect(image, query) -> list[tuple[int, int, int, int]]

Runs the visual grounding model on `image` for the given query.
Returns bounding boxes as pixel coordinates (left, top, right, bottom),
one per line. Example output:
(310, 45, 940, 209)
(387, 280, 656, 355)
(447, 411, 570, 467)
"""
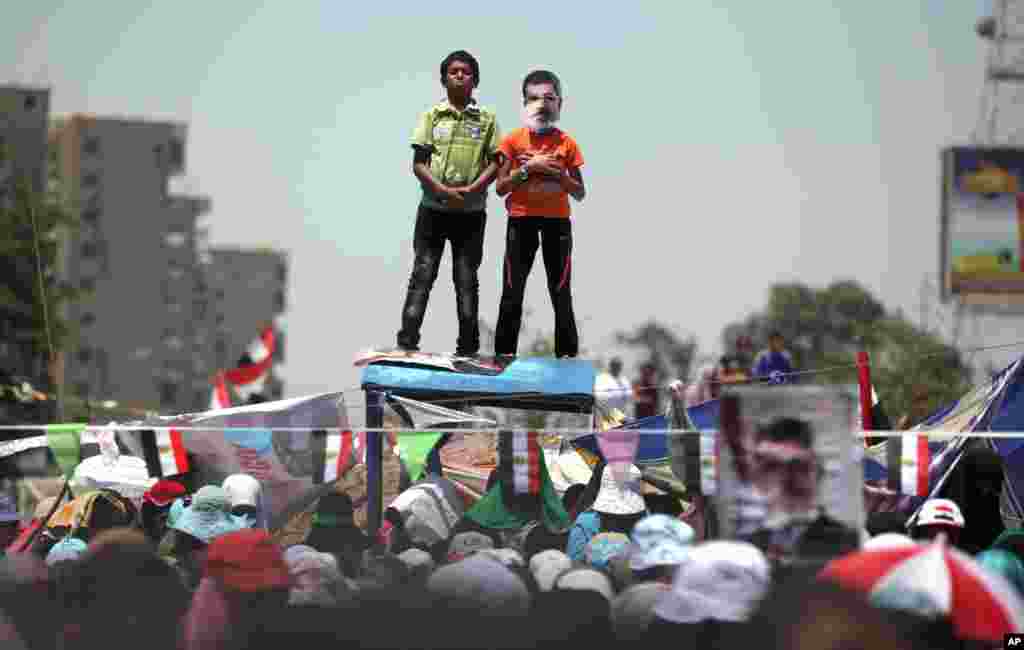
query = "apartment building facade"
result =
(204, 248, 287, 401)
(50, 115, 217, 412)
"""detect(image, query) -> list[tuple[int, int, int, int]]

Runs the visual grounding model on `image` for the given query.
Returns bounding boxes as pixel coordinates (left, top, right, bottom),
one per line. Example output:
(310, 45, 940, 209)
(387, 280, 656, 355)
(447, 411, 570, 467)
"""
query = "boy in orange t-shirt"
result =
(493, 70, 586, 359)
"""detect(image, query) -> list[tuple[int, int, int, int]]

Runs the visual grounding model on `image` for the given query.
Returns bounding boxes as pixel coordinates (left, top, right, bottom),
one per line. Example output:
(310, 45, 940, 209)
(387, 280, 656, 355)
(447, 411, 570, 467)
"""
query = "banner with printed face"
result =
(716, 385, 861, 566)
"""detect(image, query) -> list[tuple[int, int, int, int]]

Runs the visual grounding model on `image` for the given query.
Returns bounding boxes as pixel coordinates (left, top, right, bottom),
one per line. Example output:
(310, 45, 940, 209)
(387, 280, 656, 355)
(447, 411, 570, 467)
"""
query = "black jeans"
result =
(397, 205, 486, 355)
(494, 217, 578, 358)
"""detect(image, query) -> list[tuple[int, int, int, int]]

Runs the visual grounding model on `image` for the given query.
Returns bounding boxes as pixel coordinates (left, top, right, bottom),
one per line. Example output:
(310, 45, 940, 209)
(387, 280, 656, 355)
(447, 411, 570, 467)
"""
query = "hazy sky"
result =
(4, 1, 1019, 409)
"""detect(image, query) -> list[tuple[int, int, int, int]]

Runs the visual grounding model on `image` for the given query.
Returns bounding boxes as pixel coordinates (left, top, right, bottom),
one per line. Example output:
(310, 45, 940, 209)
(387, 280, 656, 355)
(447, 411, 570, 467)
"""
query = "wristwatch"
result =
(516, 166, 529, 183)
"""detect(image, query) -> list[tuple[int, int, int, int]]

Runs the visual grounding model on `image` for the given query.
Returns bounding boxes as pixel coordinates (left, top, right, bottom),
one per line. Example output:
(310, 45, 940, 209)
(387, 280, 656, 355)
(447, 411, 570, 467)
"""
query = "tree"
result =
(721, 280, 972, 425)
(614, 320, 698, 383)
(0, 142, 81, 391)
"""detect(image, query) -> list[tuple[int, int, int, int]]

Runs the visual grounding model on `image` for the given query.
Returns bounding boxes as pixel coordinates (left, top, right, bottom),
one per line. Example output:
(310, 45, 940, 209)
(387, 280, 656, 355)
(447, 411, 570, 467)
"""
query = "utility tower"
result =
(976, 1, 1024, 145)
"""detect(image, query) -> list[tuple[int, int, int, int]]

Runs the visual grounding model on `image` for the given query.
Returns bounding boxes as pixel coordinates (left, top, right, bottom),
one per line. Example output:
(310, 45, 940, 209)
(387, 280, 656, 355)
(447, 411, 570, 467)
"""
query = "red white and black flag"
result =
(499, 431, 542, 496)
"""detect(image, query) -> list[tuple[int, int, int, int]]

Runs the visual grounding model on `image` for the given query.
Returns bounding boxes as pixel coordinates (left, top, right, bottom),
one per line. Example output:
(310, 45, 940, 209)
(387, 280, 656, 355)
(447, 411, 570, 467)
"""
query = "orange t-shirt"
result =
(499, 127, 584, 218)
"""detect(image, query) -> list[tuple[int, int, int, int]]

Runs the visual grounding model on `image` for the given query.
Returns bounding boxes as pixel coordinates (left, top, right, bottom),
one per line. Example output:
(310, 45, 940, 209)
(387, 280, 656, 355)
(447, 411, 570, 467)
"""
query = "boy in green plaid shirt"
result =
(396, 50, 502, 357)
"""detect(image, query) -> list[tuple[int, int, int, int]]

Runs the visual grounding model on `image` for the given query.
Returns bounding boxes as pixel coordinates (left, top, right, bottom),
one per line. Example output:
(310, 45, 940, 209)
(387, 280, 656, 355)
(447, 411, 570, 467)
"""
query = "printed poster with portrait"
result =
(716, 385, 861, 565)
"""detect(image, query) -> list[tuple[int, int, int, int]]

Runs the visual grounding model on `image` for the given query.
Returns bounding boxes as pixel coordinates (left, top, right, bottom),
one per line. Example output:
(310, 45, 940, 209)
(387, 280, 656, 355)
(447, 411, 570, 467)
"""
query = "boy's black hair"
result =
(521, 70, 563, 100)
(440, 50, 480, 87)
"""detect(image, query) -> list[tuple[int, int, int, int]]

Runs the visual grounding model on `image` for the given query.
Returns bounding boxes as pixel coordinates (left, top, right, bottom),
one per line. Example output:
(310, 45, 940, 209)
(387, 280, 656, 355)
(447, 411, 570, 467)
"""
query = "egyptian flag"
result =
(313, 430, 361, 484)
(210, 373, 231, 410)
(500, 431, 542, 496)
(138, 429, 190, 478)
(224, 325, 276, 391)
(465, 430, 570, 533)
(680, 430, 718, 497)
(886, 433, 931, 496)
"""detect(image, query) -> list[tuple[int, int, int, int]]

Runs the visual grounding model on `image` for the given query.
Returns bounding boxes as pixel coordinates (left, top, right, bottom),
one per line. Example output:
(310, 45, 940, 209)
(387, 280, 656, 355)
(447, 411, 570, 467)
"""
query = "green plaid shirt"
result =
(411, 99, 501, 213)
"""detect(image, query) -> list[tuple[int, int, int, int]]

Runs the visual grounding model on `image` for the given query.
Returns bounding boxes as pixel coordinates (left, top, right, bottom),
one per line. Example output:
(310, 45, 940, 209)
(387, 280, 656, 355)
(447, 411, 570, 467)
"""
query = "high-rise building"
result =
(50, 115, 213, 412)
(0, 85, 52, 393)
(203, 248, 287, 401)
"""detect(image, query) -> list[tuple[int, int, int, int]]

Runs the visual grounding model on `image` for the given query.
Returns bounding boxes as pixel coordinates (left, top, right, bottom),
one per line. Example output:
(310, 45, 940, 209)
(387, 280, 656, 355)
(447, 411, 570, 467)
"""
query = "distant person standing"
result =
(595, 357, 632, 415)
(633, 363, 661, 420)
(752, 331, 795, 385)
(396, 50, 503, 357)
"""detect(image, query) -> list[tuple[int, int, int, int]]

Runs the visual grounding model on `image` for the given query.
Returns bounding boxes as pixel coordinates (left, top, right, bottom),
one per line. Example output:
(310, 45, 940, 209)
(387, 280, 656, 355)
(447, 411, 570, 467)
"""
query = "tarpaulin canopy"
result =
(360, 357, 596, 413)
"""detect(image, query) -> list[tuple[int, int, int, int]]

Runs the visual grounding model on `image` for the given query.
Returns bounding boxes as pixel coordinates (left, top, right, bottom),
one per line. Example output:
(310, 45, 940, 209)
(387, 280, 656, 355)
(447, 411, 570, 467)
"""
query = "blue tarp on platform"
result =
(360, 357, 596, 412)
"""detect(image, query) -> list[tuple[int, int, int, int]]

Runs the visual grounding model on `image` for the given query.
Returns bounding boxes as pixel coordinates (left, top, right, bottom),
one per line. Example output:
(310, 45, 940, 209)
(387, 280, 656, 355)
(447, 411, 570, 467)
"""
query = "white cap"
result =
(222, 474, 261, 509)
(915, 499, 965, 529)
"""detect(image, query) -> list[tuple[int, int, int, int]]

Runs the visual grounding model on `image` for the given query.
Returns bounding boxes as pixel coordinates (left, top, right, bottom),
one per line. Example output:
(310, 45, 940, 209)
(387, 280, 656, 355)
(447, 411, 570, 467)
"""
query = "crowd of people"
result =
(0, 453, 1020, 649)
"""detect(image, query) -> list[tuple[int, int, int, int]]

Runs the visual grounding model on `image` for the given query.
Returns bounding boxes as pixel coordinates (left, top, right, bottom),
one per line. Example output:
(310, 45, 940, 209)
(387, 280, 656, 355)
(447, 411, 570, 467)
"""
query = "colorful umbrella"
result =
(820, 537, 1024, 642)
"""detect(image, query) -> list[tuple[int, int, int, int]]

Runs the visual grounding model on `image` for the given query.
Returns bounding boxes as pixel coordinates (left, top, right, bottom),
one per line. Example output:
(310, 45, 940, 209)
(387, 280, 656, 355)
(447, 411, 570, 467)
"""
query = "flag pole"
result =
(857, 350, 873, 437)
(365, 389, 384, 540)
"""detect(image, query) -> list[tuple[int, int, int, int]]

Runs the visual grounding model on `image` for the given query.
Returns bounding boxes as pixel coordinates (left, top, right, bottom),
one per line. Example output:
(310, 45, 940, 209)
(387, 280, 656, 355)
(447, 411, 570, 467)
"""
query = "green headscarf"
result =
(464, 451, 570, 533)
(976, 548, 1024, 598)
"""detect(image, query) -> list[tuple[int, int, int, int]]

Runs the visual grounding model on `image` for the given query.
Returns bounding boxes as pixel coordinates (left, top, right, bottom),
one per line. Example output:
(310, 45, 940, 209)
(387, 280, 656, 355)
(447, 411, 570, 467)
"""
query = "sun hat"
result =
(282, 544, 319, 566)
(476, 548, 525, 569)
(653, 541, 771, 624)
(205, 529, 291, 593)
(611, 583, 670, 641)
(584, 532, 632, 571)
(397, 548, 436, 572)
(591, 465, 646, 516)
(447, 531, 494, 563)
(554, 567, 616, 602)
(170, 486, 246, 544)
(530, 549, 573, 592)
(427, 553, 530, 614)
(629, 514, 694, 572)
(45, 537, 88, 566)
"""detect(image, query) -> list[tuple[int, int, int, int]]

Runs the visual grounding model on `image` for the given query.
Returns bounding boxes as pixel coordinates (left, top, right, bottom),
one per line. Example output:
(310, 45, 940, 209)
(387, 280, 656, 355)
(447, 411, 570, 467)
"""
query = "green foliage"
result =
(0, 155, 81, 357)
(614, 320, 698, 382)
(721, 280, 972, 426)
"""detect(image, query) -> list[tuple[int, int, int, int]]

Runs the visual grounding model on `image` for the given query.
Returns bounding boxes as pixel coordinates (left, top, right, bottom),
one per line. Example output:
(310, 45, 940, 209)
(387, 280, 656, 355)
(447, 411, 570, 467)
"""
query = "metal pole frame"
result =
(365, 388, 385, 539)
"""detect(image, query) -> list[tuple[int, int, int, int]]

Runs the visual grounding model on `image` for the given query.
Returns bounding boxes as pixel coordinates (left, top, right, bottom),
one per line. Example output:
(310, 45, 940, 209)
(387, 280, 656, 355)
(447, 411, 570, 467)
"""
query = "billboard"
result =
(941, 147, 1024, 305)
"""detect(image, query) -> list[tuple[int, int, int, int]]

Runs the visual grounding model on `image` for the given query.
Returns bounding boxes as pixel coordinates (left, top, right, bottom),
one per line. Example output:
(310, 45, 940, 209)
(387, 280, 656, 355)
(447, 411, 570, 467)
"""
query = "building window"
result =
(24, 95, 37, 111)
(81, 172, 100, 189)
(79, 276, 95, 291)
(164, 232, 186, 248)
(81, 208, 100, 224)
(74, 382, 89, 398)
(168, 138, 184, 168)
(82, 137, 100, 156)
(276, 263, 287, 285)
(273, 289, 285, 313)
(80, 312, 96, 326)
(77, 347, 92, 364)
(158, 381, 178, 408)
(80, 242, 98, 258)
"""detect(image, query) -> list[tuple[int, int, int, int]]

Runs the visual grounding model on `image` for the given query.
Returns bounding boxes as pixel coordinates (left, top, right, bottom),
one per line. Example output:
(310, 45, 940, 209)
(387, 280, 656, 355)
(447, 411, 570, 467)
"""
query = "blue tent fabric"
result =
(571, 414, 671, 467)
(360, 357, 595, 412)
